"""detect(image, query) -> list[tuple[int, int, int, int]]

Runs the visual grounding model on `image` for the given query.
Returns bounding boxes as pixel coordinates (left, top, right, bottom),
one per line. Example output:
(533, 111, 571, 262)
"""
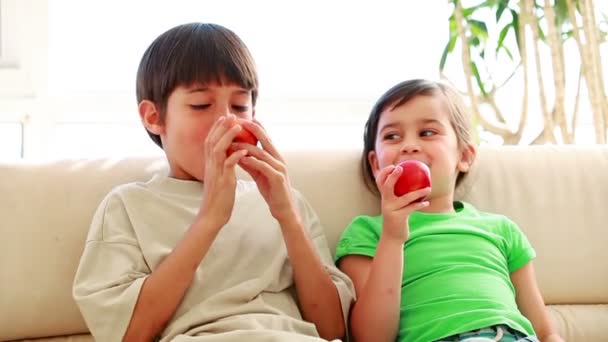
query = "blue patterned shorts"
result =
(435, 325, 539, 342)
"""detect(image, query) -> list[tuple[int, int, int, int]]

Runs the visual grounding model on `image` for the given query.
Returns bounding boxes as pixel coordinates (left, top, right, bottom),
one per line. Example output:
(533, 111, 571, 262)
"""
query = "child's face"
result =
(155, 82, 254, 181)
(368, 94, 472, 202)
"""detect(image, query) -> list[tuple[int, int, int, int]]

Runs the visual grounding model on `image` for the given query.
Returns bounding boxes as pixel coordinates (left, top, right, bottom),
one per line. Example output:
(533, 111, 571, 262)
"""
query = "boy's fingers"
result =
(212, 124, 242, 161)
(240, 156, 280, 180)
(241, 121, 282, 162)
(225, 149, 248, 169)
(207, 115, 236, 149)
(231, 143, 285, 174)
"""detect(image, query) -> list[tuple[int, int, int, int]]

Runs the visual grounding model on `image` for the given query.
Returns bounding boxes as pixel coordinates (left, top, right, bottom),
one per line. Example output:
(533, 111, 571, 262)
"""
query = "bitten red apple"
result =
(233, 127, 258, 146)
(394, 160, 431, 201)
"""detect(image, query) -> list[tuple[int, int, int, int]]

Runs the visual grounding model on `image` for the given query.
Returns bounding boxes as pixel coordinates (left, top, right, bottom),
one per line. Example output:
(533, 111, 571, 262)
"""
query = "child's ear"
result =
(457, 143, 477, 173)
(139, 100, 164, 135)
(368, 150, 380, 178)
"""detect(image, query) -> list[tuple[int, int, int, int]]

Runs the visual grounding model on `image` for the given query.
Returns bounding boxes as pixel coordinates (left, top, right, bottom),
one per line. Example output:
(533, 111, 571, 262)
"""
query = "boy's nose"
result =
(217, 107, 232, 117)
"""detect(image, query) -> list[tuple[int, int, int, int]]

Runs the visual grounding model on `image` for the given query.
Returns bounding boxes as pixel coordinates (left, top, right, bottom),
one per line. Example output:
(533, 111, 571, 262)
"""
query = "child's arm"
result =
(340, 165, 431, 342)
(339, 238, 404, 342)
(123, 115, 249, 341)
(511, 262, 565, 342)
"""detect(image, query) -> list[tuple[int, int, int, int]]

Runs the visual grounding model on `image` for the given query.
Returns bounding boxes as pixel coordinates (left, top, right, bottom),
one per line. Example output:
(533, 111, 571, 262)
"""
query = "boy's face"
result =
(143, 82, 254, 181)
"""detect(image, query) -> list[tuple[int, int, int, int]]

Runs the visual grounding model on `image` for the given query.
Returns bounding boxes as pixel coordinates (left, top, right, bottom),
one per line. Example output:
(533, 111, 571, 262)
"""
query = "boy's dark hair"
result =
(362, 79, 474, 195)
(136, 23, 259, 148)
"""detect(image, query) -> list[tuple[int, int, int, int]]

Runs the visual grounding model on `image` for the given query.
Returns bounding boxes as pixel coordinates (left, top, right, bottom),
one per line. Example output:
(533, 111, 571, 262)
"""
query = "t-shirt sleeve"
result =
(503, 218, 536, 272)
(72, 191, 150, 341)
(292, 190, 356, 326)
(334, 215, 381, 264)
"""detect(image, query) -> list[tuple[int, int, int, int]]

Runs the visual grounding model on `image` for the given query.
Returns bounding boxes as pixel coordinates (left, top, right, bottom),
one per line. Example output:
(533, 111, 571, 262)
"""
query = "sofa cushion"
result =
(0, 158, 166, 340)
(455, 146, 608, 305)
(1, 145, 607, 341)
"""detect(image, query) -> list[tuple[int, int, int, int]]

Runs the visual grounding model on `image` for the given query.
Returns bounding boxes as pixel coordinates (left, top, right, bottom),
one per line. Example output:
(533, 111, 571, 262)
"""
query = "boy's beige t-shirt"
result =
(73, 175, 354, 342)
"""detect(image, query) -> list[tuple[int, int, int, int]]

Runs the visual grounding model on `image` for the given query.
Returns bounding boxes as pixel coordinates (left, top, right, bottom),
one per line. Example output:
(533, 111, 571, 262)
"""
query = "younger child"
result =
(73, 23, 354, 342)
(335, 79, 563, 342)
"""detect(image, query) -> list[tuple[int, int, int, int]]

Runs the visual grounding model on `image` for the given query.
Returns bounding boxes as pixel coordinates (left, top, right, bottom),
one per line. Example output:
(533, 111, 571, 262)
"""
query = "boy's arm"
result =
(338, 237, 404, 342)
(278, 216, 347, 341)
(124, 114, 248, 341)
(123, 217, 221, 342)
(233, 121, 348, 340)
(511, 262, 565, 342)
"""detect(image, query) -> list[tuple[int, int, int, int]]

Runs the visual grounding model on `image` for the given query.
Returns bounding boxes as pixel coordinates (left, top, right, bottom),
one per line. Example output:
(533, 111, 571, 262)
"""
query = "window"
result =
(0, 120, 22, 159)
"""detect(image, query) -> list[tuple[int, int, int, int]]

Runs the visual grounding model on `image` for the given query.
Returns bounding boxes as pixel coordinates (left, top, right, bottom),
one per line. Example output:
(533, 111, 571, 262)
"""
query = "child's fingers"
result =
(396, 187, 432, 207)
(376, 165, 397, 190)
(384, 165, 403, 189)
(404, 200, 430, 213)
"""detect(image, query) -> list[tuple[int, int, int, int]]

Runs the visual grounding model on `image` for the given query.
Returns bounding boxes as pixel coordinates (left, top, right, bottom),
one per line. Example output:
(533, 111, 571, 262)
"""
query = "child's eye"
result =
(232, 105, 249, 112)
(190, 104, 210, 110)
(383, 133, 400, 140)
(420, 130, 436, 137)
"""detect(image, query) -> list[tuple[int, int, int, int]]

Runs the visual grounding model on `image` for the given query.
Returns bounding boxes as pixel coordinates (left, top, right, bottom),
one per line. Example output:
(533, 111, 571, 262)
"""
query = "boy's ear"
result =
(139, 100, 164, 135)
(457, 143, 477, 173)
(368, 150, 380, 178)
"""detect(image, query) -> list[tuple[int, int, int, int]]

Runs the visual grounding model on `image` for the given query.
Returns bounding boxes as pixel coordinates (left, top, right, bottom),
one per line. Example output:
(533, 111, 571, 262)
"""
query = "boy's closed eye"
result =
(189, 104, 211, 110)
(232, 105, 250, 113)
(188, 104, 249, 112)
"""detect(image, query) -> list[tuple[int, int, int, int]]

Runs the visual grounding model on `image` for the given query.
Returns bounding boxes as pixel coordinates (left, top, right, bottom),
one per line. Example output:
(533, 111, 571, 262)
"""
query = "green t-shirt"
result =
(335, 201, 536, 342)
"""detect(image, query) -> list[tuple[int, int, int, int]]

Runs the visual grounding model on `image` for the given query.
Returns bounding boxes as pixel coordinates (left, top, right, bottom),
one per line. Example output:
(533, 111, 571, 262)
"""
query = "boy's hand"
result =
(376, 164, 431, 242)
(233, 120, 299, 225)
(198, 115, 249, 230)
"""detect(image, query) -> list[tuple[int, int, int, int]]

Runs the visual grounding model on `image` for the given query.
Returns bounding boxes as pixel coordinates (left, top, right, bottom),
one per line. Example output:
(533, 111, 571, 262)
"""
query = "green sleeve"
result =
(504, 218, 536, 272)
(334, 215, 382, 264)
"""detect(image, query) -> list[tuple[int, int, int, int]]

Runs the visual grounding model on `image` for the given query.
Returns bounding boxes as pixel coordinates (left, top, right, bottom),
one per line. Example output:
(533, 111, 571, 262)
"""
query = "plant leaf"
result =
(496, 0, 508, 22)
(470, 62, 488, 96)
(501, 45, 514, 60)
(440, 34, 458, 71)
(537, 22, 546, 41)
(496, 23, 512, 52)
(469, 19, 489, 40)
(510, 10, 522, 53)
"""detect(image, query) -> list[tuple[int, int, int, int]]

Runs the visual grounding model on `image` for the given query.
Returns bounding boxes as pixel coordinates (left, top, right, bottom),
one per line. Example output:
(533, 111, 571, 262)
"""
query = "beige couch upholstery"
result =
(1, 145, 607, 341)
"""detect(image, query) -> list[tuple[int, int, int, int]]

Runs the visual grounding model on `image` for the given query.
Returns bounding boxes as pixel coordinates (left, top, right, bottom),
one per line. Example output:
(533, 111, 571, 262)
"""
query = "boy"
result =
(73, 22, 354, 342)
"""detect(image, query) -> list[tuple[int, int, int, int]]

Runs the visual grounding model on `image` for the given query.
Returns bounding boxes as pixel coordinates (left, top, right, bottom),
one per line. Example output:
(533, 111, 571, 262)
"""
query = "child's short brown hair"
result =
(136, 23, 259, 148)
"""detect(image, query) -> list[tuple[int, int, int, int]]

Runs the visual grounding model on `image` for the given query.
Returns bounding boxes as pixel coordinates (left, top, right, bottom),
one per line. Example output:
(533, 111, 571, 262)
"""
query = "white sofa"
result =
(1, 145, 607, 341)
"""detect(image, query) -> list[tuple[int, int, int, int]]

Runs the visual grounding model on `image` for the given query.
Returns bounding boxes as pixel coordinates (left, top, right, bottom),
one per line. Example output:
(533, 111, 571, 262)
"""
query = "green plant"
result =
(441, 0, 608, 144)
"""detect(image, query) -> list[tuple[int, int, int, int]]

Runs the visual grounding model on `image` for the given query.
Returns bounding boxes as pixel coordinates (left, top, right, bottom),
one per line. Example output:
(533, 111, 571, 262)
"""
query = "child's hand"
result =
(376, 164, 431, 242)
(232, 120, 299, 225)
(198, 114, 249, 229)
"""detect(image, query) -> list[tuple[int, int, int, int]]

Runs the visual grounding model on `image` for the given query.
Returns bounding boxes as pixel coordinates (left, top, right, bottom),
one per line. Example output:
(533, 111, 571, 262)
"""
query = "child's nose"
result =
(400, 141, 421, 154)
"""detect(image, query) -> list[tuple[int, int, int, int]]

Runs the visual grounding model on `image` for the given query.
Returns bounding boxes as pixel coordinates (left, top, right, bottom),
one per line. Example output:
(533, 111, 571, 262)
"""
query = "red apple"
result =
(393, 160, 431, 201)
(233, 127, 258, 146)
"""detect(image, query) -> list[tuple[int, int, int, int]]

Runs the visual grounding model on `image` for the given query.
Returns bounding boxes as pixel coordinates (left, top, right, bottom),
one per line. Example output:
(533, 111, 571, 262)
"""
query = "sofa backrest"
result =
(1, 145, 607, 340)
